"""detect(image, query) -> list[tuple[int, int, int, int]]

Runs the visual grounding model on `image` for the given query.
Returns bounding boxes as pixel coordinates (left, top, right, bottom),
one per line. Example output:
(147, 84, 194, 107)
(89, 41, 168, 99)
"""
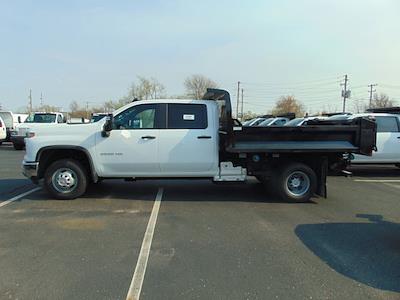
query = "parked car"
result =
(348, 113, 400, 167)
(0, 111, 28, 142)
(11, 112, 65, 150)
(245, 117, 267, 126)
(258, 117, 289, 127)
(68, 117, 89, 124)
(284, 116, 328, 126)
(0, 116, 7, 143)
(21, 88, 376, 202)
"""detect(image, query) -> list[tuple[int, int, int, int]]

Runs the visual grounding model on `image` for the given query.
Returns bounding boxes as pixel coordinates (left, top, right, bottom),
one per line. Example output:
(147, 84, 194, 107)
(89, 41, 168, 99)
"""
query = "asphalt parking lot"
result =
(0, 143, 399, 300)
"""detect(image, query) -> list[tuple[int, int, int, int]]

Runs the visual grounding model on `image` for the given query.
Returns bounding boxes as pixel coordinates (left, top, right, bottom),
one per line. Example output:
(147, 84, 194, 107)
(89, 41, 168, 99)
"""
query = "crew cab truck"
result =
(11, 112, 65, 150)
(22, 89, 376, 202)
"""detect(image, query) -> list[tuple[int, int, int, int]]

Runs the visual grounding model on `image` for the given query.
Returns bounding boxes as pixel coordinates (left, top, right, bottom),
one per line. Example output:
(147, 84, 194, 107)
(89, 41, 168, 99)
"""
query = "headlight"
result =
(26, 131, 35, 138)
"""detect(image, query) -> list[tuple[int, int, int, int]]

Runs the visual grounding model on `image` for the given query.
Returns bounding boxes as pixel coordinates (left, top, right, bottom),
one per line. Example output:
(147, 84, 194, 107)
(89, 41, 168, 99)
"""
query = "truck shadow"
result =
(348, 165, 400, 178)
(295, 214, 400, 292)
(0, 178, 36, 200)
(83, 179, 314, 204)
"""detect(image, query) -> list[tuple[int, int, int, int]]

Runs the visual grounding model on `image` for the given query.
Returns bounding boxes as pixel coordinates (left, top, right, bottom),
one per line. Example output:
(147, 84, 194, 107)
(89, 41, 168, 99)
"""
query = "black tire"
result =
(13, 143, 24, 150)
(396, 164, 400, 169)
(255, 175, 264, 183)
(44, 159, 88, 200)
(274, 162, 317, 203)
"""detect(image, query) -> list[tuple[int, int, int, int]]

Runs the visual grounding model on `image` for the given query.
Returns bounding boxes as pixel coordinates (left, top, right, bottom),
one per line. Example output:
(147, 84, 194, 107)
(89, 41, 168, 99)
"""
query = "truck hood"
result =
(23, 122, 103, 162)
(26, 122, 102, 136)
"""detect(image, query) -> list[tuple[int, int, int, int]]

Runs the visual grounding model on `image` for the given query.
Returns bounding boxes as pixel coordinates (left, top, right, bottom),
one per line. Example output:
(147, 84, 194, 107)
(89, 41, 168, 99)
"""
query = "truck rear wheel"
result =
(44, 159, 88, 200)
(275, 163, 316, 203)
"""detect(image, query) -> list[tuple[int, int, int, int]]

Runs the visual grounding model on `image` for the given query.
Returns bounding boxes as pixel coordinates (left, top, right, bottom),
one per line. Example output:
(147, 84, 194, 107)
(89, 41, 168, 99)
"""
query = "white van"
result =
(0, 111, 28, 142)
(0, 116, 7, 143)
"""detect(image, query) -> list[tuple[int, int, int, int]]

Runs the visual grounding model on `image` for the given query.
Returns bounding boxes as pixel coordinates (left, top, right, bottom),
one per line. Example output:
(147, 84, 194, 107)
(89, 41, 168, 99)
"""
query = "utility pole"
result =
(368, 84, 377, 108)
(28, 89, 33, 113)
(236, 81, 240, 118)
(85, 101, 90, 120)
(240, 88, 244, 121)
(40, 92, 43, 107)
(341, 75, 349, 112)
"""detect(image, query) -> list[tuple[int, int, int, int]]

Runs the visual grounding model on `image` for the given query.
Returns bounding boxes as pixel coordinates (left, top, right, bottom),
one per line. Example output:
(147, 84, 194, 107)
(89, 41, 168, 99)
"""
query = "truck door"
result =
(95, 103, 164, 176)
(158, 103, 218, 176)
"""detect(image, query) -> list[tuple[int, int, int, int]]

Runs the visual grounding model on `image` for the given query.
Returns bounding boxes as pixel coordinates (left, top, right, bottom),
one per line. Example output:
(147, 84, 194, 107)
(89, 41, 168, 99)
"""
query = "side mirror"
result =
(18, 116, 22, 123)
(101, 115, 113, 137)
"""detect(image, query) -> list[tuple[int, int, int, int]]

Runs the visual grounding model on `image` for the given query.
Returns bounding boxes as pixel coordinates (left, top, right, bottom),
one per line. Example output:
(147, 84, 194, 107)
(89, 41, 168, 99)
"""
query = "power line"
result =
(240, 75, 342, 86)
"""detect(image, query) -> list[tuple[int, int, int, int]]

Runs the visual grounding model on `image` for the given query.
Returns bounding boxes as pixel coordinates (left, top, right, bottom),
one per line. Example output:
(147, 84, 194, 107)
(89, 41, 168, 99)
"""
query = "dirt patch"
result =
(56, 218, 106, 230)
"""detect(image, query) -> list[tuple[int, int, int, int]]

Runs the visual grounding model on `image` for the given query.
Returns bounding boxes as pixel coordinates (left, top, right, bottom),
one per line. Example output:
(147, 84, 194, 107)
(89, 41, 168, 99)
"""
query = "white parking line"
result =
(383, 183, 400, 189)
(126, 187, 164, 300)
(354, 179, 400, 183)
(0, 187, 41, 208)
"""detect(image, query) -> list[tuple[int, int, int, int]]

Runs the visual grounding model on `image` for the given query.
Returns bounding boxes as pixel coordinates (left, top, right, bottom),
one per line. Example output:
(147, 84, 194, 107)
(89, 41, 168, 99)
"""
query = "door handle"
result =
(197, 135, 212, 139)
(141, 135, 156, 140)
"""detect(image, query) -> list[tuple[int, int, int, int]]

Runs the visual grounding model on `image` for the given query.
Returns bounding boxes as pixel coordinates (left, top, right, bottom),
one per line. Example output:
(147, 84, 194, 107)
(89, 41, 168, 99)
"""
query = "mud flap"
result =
(316, 157, 328, 198)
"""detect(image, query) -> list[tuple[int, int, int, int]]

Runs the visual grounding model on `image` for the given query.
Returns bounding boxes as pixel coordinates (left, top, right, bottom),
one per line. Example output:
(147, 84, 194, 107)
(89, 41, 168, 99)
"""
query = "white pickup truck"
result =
(11, 112, 65, 150)
(349, 113, 400, 167)
(22, 89, 376, 202)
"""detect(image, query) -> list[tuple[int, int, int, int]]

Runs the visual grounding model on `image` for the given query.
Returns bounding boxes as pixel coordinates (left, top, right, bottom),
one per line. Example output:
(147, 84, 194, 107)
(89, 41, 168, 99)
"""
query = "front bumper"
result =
(22, 161, 39, 179)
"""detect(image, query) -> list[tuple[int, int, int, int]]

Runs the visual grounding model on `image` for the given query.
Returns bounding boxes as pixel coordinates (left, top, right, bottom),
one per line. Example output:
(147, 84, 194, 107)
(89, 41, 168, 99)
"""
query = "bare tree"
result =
(352, 98, 367, 113)
(272, 95, 305, 117)
(242, 111, 258, 121)
(370, 93, 396, 108)
(184, 74, 218, 99)
(121, 76, 166, 102)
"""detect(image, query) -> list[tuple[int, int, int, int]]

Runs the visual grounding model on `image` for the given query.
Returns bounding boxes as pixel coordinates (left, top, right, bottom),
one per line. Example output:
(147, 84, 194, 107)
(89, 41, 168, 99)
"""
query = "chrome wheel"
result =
(285, 171, 310, 197)
(51, 168, 78, 194)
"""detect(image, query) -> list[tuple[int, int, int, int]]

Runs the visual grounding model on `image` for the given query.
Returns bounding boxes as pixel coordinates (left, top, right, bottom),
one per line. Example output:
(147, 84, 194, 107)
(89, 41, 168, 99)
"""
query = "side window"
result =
(113, 104, 158, 129)
(168, 104, 207, 129)
(375, 117, 399, 133)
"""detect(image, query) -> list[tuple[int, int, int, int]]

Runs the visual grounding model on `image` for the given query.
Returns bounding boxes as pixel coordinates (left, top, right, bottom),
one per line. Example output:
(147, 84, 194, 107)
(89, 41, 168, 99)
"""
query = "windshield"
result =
(91, 114, 107, 123)
(0, 112, 13, 127)
(327, 114, 351, 121)
(284, 118, 304, 126)
(25, 113, 56, 123)
(258, 118, 274, 126)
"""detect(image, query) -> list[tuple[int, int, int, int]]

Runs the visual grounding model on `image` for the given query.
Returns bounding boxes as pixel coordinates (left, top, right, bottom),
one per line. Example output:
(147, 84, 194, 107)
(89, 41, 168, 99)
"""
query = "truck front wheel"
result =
(44, 159, 88, 200)
(13, 143, 24, 150)
(275, 163, 317, 203)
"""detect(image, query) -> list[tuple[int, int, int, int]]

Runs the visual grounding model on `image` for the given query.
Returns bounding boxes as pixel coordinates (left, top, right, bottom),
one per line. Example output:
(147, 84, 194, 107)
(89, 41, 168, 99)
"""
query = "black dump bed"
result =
(203, 89, 377, 156)
(228, 118, 376, 155)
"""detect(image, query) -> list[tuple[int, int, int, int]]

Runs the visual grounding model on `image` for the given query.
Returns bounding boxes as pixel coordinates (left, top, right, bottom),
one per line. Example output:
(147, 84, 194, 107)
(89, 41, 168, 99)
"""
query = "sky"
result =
(0, 0, 399, 114)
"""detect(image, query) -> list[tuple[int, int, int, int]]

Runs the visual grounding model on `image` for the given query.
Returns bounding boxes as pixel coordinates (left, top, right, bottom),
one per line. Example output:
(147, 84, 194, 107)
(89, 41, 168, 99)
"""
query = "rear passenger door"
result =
(158, 103, 218, 176)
